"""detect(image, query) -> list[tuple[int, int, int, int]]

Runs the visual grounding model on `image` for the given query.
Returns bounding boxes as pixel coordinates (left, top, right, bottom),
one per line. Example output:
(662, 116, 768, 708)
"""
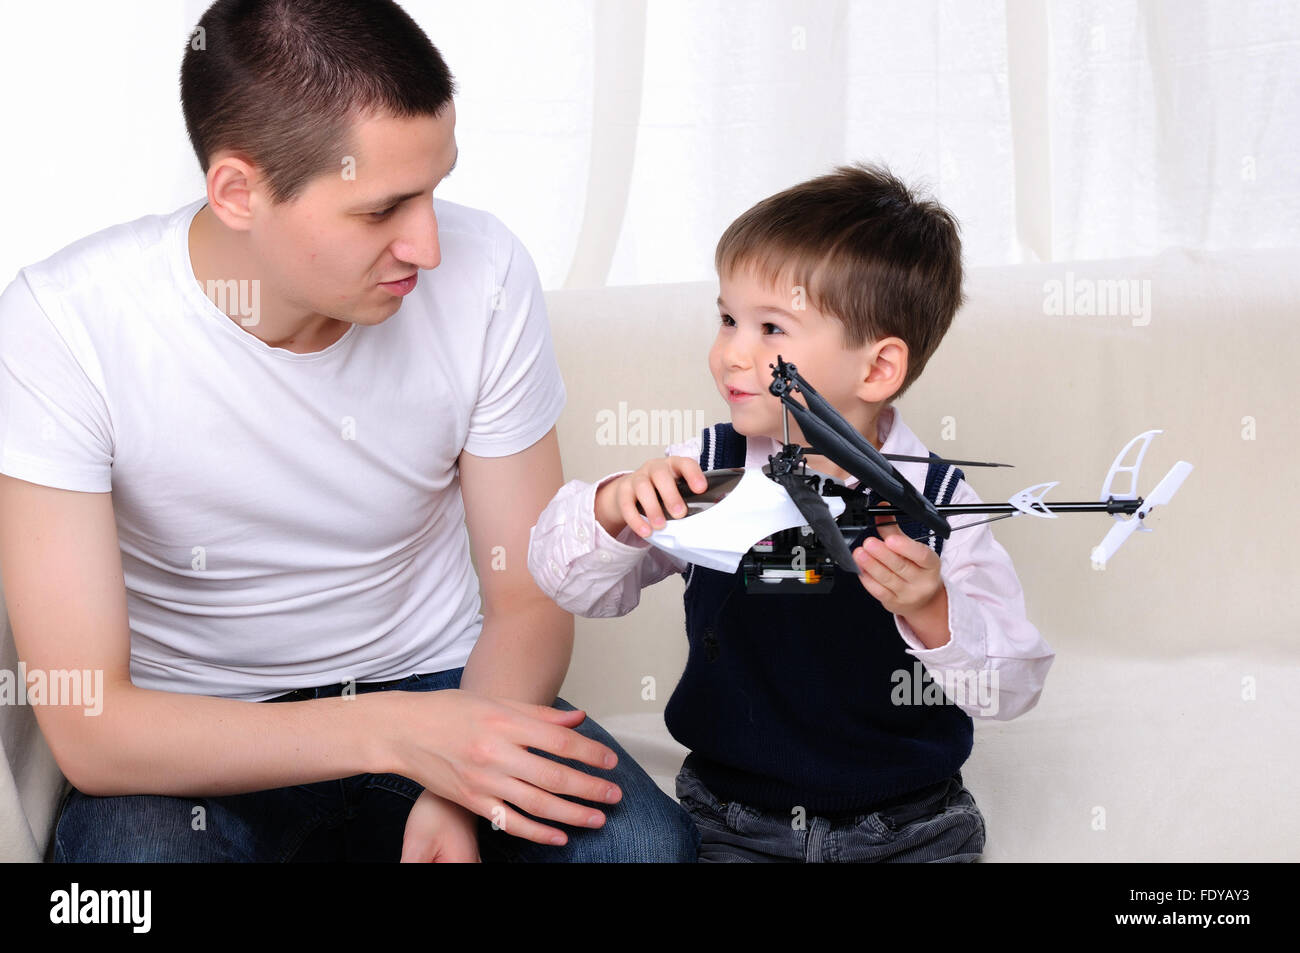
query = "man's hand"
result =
(382, 688, 620, 847)
(852, 499, 946, 620)
(401, 791, 481, 863)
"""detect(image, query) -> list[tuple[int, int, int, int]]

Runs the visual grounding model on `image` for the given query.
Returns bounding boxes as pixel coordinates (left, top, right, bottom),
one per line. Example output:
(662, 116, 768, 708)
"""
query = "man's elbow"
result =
(33, 686, 137, 796)
(42, 723, 113, 796)
(62, 763, 120, 798)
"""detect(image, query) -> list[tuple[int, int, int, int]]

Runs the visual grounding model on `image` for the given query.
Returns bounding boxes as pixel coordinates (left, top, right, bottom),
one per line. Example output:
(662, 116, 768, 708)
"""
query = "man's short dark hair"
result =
(180, 0, 456, 205)
(715, 162, 964, 402)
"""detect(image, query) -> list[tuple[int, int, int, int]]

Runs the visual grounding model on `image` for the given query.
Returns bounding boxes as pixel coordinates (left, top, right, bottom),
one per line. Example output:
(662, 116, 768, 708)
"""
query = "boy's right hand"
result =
(383, 688, 622, 847)
(595, 456, 709, 539)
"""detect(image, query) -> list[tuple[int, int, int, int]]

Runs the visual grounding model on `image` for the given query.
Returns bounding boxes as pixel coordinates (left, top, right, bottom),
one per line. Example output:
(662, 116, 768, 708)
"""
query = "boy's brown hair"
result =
(715, 162, 964, 401)
(180, 0, 456, 206)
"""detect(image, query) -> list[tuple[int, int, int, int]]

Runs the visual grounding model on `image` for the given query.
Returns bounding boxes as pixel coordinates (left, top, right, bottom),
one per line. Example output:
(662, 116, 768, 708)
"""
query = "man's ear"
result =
(206, 153, 260, 233)
(856, 336, 908, 404)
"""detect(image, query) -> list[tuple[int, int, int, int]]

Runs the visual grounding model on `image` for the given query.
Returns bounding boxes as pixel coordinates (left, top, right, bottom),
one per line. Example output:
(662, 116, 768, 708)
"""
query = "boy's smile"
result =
(708, 266, 909, 479)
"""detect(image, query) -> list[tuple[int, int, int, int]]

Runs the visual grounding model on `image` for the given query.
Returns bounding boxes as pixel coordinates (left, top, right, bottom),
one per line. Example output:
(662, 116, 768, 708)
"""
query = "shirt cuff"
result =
(895, 582, 989, 670)
(587, 471, 659, 560)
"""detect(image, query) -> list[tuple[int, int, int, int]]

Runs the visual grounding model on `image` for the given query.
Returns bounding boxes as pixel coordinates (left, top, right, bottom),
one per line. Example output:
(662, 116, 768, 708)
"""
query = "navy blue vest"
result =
(663, 422, 974, 815)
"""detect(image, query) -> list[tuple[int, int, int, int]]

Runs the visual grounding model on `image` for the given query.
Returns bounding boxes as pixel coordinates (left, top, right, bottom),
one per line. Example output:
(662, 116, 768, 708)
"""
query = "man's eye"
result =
(369, 205, 398, 221)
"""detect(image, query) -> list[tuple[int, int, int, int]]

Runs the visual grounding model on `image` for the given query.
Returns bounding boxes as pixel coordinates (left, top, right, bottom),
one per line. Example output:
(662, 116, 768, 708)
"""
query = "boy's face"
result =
(213, 101, 458, 326)
(709, 266, 898, 446)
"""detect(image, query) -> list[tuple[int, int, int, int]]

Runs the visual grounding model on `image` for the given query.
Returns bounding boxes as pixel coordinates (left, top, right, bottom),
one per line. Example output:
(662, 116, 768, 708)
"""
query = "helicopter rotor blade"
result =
(768, 471, 859, 574)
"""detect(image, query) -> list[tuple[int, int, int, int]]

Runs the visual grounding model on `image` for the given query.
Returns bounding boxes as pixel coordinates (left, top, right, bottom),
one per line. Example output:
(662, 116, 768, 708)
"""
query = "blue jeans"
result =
(53, 668, 700, 862)
(675, 762, 986, 862)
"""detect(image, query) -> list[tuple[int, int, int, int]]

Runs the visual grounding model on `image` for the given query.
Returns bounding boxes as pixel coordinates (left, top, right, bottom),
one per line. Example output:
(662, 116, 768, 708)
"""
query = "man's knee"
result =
(579, 746, 699, 860)
(530, 700, 700, 862)
(560, 787, 700, 862)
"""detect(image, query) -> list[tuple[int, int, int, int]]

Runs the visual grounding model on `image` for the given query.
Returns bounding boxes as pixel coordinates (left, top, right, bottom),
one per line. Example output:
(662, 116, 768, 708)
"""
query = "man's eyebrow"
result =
(716, 296, 800, 320)
(352, 145, 459, 211)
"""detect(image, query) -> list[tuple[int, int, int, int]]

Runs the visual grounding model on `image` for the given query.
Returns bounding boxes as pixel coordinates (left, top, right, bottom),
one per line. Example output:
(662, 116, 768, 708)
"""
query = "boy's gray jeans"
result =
(676, 763, 986, 862)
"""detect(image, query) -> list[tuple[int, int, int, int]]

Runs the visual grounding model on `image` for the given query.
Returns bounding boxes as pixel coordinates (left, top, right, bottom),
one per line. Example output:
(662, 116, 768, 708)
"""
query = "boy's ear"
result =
(856, 336, 908, 403)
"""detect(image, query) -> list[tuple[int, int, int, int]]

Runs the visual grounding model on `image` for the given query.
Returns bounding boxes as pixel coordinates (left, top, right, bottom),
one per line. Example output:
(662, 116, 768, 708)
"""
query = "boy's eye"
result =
(717, 314, 783, 335)
(368, 205, 399, 221)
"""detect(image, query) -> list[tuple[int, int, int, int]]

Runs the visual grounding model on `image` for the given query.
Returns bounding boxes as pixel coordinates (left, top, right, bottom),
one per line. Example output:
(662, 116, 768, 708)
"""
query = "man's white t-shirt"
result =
(0, 197, 566, 701)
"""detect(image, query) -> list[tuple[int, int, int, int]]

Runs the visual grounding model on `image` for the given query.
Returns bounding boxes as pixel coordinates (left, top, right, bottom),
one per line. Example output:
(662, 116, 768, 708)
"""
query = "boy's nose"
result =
(723, 341, 754, 371)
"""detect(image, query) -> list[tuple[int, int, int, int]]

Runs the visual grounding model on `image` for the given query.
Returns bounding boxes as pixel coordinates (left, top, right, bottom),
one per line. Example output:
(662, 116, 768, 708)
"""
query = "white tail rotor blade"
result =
(1091, 461, 1193, 566)
(1092, 519, 1140, 567)
(1009, 482, 1060, 518)
(1137, 461, 1194, 517)
(1100, 430, 1162, 502)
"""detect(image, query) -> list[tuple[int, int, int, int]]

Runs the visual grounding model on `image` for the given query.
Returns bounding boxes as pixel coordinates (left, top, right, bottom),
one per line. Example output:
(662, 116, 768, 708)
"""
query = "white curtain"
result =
(1, 0, 1296, 290)
(428, 0, 1300, 286)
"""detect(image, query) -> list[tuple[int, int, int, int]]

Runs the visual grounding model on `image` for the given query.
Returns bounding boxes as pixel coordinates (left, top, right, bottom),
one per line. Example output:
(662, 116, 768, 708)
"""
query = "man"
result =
(0, 0, 697, 862)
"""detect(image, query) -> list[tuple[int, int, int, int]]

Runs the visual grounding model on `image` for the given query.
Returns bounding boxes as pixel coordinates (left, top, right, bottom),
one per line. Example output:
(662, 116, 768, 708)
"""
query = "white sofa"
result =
(4, 247, 1297, 861)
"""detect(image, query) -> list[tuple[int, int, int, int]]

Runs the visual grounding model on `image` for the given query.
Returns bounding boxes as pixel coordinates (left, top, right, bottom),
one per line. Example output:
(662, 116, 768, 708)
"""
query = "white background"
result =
(1, 0, 1297, 289)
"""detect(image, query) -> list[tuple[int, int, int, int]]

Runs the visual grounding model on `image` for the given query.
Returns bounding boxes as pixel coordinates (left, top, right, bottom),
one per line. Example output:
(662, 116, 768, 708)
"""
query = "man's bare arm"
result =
(0, 473, 617, 843)
(458, 425, 577, 707)
(0, 473, 390, 797)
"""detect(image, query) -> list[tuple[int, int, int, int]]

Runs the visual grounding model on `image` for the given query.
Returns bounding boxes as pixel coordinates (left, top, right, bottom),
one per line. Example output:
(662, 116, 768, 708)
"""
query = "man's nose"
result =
(394, 203, 441, 271)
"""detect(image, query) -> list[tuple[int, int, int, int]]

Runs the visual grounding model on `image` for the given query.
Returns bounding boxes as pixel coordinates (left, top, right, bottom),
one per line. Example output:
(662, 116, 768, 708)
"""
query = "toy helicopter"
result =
(642, 355, 1193, 593)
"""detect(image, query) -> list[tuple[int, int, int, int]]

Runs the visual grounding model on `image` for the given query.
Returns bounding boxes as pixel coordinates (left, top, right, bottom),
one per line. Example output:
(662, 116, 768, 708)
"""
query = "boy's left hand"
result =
(852, 500, 945, 618)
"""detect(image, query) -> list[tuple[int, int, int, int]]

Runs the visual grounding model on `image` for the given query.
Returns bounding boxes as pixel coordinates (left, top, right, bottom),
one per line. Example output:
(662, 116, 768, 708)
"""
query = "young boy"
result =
(528, 163, 1055, 862)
